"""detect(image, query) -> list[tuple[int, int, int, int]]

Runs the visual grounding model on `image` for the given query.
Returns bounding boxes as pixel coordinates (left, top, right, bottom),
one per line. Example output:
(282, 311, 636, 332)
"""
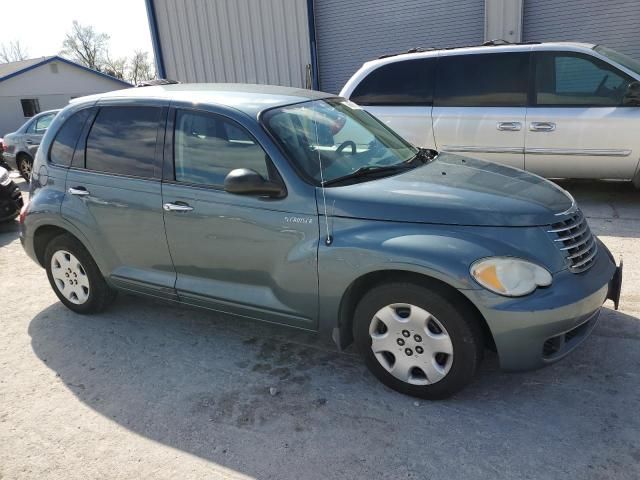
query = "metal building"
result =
(145, 0, 640, 94)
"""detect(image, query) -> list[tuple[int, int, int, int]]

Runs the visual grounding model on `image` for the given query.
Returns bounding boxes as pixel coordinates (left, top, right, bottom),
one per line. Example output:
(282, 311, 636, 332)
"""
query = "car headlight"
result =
(0, 168, 10, 186)
(470, 257, 552, 297)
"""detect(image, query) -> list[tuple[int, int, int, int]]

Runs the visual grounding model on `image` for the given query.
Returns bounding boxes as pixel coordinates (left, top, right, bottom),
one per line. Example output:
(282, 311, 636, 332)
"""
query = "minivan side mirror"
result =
(623, 81, 640, 106)
(224, 168, 283, 196)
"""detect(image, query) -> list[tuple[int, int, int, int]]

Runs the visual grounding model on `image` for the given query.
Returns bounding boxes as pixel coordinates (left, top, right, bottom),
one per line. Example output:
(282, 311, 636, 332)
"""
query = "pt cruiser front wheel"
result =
(354, 282, 484, 399)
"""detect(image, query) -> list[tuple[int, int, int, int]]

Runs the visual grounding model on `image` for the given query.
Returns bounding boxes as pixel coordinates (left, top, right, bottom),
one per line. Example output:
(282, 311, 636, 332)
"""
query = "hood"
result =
(321, 153, 574, 227)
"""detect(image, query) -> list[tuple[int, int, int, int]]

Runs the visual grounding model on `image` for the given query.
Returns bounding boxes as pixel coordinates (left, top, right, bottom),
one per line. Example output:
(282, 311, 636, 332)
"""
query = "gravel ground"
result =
(1, 174, 639, 480)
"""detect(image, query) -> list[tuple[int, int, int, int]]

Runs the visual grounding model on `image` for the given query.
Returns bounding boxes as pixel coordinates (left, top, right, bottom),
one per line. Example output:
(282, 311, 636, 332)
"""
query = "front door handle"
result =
(25, 139, 34, 144)
(530, 122, 556, 132)
(497, 121, 522, 131)
(163, 202, 194, 212)
(68, 187, 90, 196)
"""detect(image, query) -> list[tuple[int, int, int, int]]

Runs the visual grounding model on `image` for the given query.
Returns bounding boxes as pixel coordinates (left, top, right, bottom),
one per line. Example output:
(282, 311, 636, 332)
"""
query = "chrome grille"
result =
(548, 210, 597, 273)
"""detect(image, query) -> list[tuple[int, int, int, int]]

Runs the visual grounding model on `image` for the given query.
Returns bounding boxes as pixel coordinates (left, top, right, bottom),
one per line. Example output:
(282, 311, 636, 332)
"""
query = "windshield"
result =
(263, 98, 418, 185)
(594, 45, 640, 76)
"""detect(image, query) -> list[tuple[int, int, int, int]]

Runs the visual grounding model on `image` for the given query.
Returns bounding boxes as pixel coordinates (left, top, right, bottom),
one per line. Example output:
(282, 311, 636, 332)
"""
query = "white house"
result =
(0, 56, 131, 136)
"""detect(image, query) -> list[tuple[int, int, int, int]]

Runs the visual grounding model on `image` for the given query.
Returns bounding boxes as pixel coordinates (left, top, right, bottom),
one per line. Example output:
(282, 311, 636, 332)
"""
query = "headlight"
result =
(470, 257, 552, 297)
(0, 168, 10, 186)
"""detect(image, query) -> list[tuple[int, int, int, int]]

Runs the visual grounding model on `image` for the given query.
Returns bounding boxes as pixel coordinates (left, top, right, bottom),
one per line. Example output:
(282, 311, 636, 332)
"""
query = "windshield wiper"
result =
(323, 164, 411, 187)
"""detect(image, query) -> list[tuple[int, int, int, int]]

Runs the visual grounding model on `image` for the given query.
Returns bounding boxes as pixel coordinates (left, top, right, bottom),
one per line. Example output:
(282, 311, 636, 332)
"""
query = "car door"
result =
(347, 57, 436, 148)
(161, 107, 319, 329)
(61, 102, 177, 299)
(25, 112, 56, 156)
(431, 51, 529, 169)
(525, 50, 640, 179)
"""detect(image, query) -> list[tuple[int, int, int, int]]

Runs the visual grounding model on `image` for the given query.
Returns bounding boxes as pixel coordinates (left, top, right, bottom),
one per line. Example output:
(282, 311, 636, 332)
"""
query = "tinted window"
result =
(535, 52, 633, 106)
(350, 59, 435, 106)
(35, 113, 55, 133)
(86, 106, 161, 177)
(174, 110, 269, 186)
(49, 109, 91, 167)
(435, 53, 529, 107)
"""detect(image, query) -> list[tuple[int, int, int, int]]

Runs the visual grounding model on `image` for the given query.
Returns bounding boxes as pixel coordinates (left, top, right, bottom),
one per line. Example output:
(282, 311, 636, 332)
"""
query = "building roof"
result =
(0, 55, 132, 86)
(72, 83, 334, 117)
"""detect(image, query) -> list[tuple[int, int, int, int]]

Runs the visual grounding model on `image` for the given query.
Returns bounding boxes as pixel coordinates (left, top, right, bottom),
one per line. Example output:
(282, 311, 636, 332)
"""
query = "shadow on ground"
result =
(28, 294, 640, 479)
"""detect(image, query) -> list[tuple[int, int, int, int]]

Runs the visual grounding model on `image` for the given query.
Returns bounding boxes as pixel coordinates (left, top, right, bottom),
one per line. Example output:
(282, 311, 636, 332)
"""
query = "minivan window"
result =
(174, 110, 270, 186)
(534, 52, 633, 107)
(435, 53, 529, 107)
(593, 45, 640, 76)
(85, 106, 161, 177)
(350, 58, 435, 106)
(49, 109, 91, 167)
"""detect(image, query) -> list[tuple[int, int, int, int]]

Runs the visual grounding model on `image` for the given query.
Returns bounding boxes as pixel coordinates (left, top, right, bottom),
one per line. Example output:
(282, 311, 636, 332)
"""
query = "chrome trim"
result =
(554, 223, 588, 243)
(526, 147, 632, 157)
(441, 145, 524, 154)
(496, 121, 522, 131)
(529, 121, 556, 132)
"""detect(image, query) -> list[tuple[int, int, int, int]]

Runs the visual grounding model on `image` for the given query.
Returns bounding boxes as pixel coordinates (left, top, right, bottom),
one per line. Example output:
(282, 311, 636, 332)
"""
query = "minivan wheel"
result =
(353, 282, 483, 399)
(44, 234, 116, 314)
(17, 155, 33, 181)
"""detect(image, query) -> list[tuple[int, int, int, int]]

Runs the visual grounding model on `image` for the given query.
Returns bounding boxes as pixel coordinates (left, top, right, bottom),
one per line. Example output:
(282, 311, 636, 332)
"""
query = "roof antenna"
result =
(311, 104, 333, 246)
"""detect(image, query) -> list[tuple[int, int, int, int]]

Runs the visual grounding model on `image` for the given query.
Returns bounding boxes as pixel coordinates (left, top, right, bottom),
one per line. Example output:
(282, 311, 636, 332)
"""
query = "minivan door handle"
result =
(68, 187, 90, 196)
(530, 122, 556, 132)
(497, 121, 522, 131)
(163, 202, 194, 212)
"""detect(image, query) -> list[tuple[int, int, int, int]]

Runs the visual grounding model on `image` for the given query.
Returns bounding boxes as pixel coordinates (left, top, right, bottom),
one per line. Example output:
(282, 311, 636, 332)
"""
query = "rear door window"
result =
(349, 58, 435, 106)
(174, 110, 270, 187)
(435, 53, 529, 107)
(85, 106, 161, 177)
(49, 109, 91, 167)
(534, 51, 633, 106)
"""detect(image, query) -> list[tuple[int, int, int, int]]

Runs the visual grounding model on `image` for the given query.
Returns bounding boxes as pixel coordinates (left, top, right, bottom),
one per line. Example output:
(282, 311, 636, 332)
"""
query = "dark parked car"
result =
(0, 167, 24, 223)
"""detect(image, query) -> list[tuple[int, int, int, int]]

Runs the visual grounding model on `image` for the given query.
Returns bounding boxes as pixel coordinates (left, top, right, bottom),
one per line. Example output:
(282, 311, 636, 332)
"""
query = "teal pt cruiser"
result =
(20, 84, 622, 399)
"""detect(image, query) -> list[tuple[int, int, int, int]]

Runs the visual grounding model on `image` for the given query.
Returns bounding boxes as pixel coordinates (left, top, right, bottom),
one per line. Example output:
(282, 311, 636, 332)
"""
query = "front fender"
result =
(317, 217, 564, 339)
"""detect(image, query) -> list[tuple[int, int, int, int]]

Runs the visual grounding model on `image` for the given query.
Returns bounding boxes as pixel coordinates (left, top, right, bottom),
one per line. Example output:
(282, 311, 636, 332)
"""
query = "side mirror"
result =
(224, 168, 283, 196)
(623, 81, 640, 106)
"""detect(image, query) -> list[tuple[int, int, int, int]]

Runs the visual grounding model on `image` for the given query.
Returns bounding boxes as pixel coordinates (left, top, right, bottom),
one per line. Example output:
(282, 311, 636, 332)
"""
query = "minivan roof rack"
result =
(135, 78, 181, 87)
(378, 47, 435, 59)
(482, 39, 511, 46)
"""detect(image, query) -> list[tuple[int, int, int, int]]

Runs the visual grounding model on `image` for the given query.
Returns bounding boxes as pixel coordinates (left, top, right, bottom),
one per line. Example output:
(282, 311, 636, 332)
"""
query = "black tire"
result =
(44, 233, 116, 314)
(17, 154, 33, 181)
(353, 282, 483, 400)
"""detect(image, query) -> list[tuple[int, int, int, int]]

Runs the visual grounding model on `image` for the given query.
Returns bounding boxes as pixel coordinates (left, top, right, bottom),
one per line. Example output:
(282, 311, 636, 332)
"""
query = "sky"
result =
(0, 0, 154, 62)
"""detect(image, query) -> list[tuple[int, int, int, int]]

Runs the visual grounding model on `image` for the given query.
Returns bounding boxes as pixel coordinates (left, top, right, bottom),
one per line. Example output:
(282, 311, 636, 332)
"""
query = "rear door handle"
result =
(68, 187, 90, 196)
(530, 122, 556, 132)
(497, 121, 522, 131)
(163, 202, 193, 212)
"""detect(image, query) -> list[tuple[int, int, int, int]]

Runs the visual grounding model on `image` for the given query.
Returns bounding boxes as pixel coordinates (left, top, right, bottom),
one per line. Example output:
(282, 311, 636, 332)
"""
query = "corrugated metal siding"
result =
(314, 0, 484, 94)
(152, 0, 311, 87)
(523, 0, 640, 62)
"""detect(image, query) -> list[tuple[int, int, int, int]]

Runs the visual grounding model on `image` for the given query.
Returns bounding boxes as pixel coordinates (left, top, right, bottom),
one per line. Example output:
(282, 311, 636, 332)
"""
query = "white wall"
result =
(0, 59, 129, 136)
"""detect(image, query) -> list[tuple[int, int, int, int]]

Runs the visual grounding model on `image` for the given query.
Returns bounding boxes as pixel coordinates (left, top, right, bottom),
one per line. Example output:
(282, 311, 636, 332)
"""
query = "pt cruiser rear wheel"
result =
(44, 234, 116, 314)
(354, 282, 483, 399)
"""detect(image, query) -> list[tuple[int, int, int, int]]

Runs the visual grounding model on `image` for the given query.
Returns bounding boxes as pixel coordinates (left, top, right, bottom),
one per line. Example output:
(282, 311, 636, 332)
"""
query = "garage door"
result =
(314, 0, 484, 94)
(523, 0, 640, 62)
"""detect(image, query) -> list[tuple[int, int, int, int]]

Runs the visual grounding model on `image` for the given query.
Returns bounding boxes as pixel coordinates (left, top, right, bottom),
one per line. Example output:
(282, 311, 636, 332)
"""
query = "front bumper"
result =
(464, 239, 620, 371)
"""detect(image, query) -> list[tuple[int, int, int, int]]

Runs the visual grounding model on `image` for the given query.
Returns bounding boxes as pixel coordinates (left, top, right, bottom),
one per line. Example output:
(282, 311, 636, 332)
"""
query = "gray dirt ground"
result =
(1, 174, 639, 480)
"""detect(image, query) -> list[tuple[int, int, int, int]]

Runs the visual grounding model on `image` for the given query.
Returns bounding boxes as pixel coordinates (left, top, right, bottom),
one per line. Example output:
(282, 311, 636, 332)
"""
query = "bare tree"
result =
(104, 54, 127, 80)
(128, 50, 155, 84)
(0, 40, 29, 63)
(61, 20, 109, 71)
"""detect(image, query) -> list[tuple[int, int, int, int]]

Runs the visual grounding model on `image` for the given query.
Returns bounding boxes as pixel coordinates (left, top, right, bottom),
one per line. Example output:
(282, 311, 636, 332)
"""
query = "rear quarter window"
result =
(85, 106, 161, 178)
(350, 58, 435, 106)
(49, 109, 92, 167)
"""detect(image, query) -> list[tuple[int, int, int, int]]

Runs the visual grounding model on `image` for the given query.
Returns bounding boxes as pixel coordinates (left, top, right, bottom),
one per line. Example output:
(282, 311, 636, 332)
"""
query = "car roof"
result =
(365, 41, 596, 66)
(71, 83, 335, 117)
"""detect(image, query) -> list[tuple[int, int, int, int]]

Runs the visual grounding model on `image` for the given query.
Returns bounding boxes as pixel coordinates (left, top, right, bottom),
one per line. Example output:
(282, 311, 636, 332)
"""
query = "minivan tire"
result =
(44, 234, 116, 314)
(353, 282, 483, 399)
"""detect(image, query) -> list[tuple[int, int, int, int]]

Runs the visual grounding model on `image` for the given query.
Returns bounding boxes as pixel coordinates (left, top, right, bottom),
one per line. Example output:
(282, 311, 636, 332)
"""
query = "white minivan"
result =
(340, 42, 640, 185)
